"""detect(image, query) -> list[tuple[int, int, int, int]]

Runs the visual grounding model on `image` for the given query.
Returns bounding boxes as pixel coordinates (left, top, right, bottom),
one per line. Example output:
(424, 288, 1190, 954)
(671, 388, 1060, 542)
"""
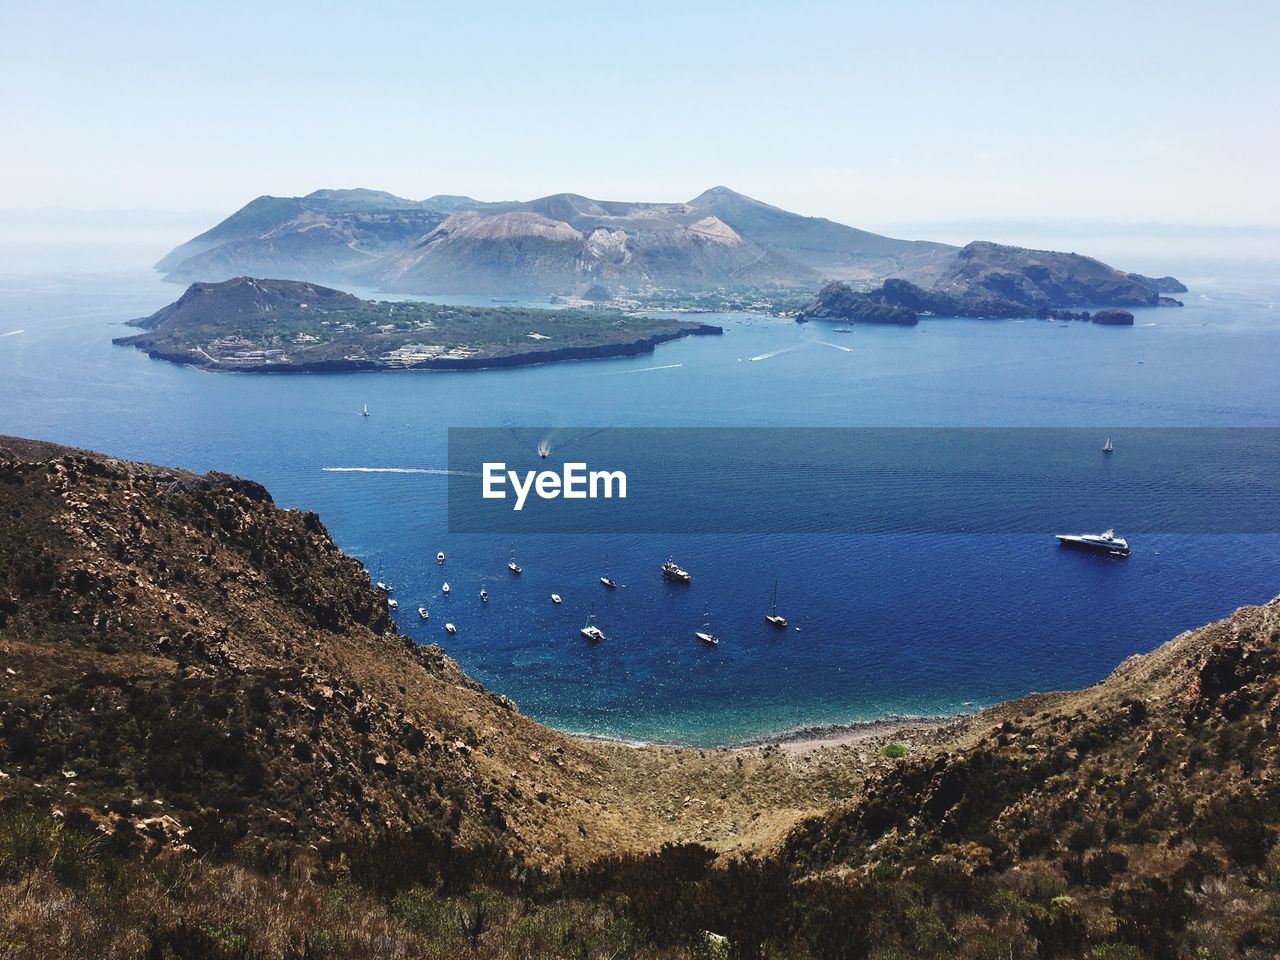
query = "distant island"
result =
(798, 240, 1186, 326)
(113, 277, 721, 372)
(155, 186, 1188, 329)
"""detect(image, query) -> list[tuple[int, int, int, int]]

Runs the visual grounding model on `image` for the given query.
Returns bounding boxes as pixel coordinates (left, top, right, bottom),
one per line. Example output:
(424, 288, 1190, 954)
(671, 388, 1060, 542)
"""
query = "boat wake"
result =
(0, 329, 25, 338)
(815, 340, 853, 353)
(322, 466, 480, 477)
(611, 363, 683, 374)
(749, 345, 803, 362)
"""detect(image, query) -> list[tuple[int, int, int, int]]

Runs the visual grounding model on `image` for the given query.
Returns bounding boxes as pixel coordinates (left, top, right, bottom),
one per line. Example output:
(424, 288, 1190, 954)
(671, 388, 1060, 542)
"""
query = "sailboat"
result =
(765, 580, 788, 629)
(695, 605, 719, 646)
(600, 553, 616, 589)
(580, 603, 606, 642)
(1103, 435, 1114, 453)
(361, 404, 369, 418)
(507, 543, 522, 574)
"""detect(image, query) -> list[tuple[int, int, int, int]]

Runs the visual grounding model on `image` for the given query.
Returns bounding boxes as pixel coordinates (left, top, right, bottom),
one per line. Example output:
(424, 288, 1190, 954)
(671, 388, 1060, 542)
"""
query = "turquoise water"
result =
(2, 264, 1279, 745)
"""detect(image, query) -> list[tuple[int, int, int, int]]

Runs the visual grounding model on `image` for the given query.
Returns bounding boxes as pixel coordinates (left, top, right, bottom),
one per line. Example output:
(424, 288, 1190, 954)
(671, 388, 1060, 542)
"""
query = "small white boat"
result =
(417, 607, 428, 620)
(361, 404, 369, 418)
(580, 604, 606, 642)
(375, 581, 392, 593)
(695, 605, 719, 646)
(1103, 435, 1114, 453)
(386, 598, 398, 610)
(444, 622, 457, 635)
(441, 582, 450, 594)
(765, 580, 788, 629)
(507, 542, 522, 574)
(550, 593, 562, 604)
(436, 551, 446, 563)
(600, 553, 616, 589)
(479, 588, 489, 602)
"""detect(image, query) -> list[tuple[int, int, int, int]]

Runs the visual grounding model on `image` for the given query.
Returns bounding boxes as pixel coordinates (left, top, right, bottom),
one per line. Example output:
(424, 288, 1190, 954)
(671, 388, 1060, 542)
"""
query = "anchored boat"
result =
(695, 605, 719, 646)
(765, 580, 788, 629)
(1056, 528, 1130, 556)
(662, 556, 691, 583)
(580, 604, 606, 642)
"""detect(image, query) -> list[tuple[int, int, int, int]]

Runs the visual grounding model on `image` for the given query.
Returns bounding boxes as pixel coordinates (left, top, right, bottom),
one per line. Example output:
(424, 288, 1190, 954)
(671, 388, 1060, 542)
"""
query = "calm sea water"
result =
(2, 262, 1278, 745)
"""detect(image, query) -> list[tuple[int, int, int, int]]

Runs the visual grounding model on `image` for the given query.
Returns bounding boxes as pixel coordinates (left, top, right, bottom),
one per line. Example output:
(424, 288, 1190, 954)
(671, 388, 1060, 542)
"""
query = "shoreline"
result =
(569, 710, 977, 755)
(114, 324, 723, 375)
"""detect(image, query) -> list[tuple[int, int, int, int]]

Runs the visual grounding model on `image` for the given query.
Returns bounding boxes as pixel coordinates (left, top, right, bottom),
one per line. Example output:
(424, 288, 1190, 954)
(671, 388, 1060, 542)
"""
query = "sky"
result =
(2, 0, 1278, 231)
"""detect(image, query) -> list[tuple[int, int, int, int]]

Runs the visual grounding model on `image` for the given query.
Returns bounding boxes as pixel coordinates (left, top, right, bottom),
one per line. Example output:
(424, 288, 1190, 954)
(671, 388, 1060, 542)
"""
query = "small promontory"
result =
(114, 276, 721, 372)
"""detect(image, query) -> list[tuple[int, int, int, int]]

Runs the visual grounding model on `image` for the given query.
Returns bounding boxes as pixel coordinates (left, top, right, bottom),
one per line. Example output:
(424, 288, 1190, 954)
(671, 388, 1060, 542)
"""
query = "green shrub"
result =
(880, 743, 910, 759)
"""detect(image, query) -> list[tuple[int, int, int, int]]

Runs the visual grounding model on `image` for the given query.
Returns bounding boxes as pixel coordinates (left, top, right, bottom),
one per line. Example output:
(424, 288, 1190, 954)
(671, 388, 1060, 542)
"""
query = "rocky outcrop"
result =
(795, 281, 918, 325)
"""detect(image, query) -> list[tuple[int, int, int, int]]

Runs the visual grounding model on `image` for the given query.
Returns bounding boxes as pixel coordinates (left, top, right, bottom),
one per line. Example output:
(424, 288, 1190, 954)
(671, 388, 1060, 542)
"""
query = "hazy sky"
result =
(3, 0, 1278, 228)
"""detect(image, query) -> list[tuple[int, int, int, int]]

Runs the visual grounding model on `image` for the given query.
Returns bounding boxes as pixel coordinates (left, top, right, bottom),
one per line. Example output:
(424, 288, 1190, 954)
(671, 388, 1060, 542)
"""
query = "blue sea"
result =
(2, 261, 1279, 746)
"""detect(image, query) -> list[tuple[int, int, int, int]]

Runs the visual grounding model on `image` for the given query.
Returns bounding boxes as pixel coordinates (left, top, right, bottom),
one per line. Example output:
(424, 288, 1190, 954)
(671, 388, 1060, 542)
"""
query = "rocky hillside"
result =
(688, 185, 954, 280)
(799, 239, 1188, 323)
(783, 596, 1280, 957)
(3, 436, 1276, 958)
(907, 241, 1186, 307)
(372, 195, 814, 295)
(0, 436, 646, 864)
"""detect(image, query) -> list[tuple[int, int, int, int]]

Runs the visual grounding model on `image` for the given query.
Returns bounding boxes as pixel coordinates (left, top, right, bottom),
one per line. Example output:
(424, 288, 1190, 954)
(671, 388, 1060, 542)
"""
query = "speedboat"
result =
(386, 598, 398, 610)
(661, 557, 691, 583)
(417, 607, 428, 620)
(580, 604, 606, 642)
(550, 594, 562, 604)
(479, 588, 489, 603)
(765, 580, 788, 629)
(442, 582, 450, 594)
(444, 622, 457, 635)
(375, 581, 392, 593)
(695, 605, 719, 646)
(436, 551, 446, 563)
(1056, 529, 1130, 556)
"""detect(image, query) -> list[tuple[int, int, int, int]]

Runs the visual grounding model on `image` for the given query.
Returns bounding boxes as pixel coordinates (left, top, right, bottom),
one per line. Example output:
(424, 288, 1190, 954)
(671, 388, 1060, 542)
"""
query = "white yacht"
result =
(386, 598, 398, 610)
(1056, 529, 1130, 556)
(508, 543, 522, 574)
(444, 622, 457, 635)
(600, 553, 616, 589)
(361, 404, 369, 418)
(442, 582, 450, 594)
(695, 605, 719, 646)
(765, 580, 788, 629)
(479, 588, 489, 603)
(550, 593, 562, 604)
(1103, 435, 1114, 453)
(662, 557, 691, 583)
(580, 604, 606, 642)
(436, 551, 446, 563)
(418, 607, 428, 620)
